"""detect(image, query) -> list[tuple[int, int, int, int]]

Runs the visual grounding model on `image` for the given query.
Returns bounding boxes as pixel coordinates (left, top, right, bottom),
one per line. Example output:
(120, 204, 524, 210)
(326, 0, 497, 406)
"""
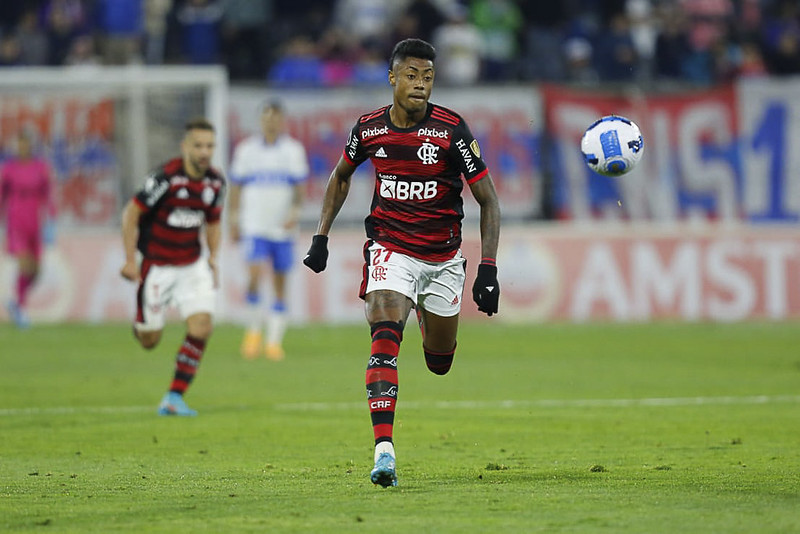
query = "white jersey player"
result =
(228, 100, 309, 360)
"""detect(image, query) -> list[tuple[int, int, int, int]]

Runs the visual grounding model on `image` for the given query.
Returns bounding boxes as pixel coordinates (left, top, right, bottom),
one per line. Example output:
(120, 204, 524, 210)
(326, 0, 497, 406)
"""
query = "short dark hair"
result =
(261, 99, 284, 114)
(184, 118, 215, 133)
(390, 38, 436, 69)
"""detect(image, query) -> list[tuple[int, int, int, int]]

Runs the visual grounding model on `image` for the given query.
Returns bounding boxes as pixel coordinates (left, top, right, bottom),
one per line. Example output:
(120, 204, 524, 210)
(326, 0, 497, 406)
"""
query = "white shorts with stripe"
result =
(136, 257, 216, 332)
(360, 241, 466, 317)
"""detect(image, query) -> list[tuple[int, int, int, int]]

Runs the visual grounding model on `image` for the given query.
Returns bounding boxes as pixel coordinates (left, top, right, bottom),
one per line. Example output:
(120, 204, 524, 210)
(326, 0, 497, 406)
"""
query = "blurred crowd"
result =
(1, 0, 799, 87)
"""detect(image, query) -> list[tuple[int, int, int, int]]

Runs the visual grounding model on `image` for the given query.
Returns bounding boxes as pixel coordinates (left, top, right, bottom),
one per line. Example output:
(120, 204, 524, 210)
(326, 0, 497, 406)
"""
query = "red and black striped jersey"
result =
(132, 158, 226, 266)
(343, 102, 489, 261)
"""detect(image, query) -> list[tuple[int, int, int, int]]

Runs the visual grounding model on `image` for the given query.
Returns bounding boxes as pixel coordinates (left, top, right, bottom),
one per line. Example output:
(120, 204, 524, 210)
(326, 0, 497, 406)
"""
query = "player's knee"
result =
(187, 315, 213, 340)
(136, 330, 161, 350)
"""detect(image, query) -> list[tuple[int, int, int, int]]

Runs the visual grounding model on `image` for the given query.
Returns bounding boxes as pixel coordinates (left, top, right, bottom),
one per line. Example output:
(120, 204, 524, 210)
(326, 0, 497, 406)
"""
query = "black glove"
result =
(303, 234, 329, 273)
(472, 263, 499, 316)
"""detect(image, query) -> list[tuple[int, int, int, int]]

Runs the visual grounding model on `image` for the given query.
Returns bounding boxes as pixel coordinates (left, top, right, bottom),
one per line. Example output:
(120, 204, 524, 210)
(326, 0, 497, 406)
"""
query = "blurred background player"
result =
(0, 131, 56, 329)
(303, 38, 501, 487)
(119, 118, 225, 416)
(228, 100, 309, 361)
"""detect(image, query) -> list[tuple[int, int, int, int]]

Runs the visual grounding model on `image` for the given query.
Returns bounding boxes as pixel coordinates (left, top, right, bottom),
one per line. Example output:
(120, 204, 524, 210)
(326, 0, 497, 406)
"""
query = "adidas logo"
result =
(451, 295, 459, 305)
(375, 147, 387, 158)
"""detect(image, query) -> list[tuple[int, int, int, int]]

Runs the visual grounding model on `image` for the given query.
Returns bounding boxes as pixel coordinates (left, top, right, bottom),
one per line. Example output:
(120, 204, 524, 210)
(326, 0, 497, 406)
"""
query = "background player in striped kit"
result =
(0, 130, 56, 329)
(303, 38, 501, 487)
(228, 100, 309, 361)
(120, 118, 226, 416)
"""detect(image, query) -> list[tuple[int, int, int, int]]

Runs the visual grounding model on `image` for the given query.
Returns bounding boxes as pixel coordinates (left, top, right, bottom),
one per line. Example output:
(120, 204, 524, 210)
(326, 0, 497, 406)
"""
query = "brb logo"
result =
(417, 141, 439, 165)
(379, 173, 437, 200)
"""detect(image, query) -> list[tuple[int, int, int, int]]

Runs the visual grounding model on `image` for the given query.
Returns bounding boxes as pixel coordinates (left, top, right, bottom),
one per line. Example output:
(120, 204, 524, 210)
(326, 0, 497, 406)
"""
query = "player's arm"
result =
(315, 156, 355, 236)
(302, 156, 356, 273)
(120, 199, 144, 282)
(205, 220, 222, 287)
(469, 174, 501, 261)
(469, 173, 501, 316)
(286, 180, 304, 230)
(227, 182, 242, 241)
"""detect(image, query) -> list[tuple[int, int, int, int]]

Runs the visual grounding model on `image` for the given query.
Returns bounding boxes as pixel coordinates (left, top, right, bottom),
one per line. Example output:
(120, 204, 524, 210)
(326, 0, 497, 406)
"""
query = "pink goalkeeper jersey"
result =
(0, 158, 54, 229)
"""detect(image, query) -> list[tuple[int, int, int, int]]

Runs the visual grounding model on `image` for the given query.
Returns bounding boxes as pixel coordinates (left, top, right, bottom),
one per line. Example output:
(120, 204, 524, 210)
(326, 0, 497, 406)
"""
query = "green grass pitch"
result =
(1, 321, 799, 533)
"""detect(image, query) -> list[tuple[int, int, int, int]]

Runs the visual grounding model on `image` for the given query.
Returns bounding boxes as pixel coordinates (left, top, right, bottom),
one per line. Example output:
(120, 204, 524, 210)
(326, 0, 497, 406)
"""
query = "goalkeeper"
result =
(303, 38, 501, 488)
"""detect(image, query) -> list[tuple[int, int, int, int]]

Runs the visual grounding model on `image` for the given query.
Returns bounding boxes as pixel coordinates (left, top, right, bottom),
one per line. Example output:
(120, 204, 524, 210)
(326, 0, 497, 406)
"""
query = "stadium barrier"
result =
(3, 224, 800, 324)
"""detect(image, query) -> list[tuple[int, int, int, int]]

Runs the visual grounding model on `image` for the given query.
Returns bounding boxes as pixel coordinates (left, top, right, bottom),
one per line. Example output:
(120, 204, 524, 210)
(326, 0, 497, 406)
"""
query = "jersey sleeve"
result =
(206, 179, 226, 223)
(449, 119, 489, 185)
(290, 141, 310, 183)
(133, 171, 169, 211)
(229, 141, 250, 185)
(342, 123, 368, 167)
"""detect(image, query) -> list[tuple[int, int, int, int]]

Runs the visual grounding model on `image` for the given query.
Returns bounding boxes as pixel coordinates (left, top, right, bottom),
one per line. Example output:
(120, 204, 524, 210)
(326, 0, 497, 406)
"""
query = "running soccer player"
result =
(119, 118, 226, 416)
(0, 131, 56, 329)
(303, 38, 501, 487)
(228, 100, 309, 361)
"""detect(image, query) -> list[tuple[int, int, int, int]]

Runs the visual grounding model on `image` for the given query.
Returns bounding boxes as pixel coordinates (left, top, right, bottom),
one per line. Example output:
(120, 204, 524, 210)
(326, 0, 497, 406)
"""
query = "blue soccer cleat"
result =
(370, 452, 398, 487)
(6, 300, 30, 329)
(157, 392, 197, 416)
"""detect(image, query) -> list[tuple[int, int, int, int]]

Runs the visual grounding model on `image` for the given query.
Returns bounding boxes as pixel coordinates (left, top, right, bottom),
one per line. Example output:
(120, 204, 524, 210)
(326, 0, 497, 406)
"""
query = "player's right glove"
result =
(303, 234, 329, 273)
(472, 262, 499, 316)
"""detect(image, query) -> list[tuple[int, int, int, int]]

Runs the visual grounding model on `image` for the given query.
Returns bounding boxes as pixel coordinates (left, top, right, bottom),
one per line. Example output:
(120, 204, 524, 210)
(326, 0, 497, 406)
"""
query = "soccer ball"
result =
(580, 115, 644, 177)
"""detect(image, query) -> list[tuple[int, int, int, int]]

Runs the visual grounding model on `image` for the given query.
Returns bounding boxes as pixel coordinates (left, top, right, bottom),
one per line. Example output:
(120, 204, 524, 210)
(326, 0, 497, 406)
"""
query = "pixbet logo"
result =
(418, 127, 448, 139)
(362, 125, 389, 139)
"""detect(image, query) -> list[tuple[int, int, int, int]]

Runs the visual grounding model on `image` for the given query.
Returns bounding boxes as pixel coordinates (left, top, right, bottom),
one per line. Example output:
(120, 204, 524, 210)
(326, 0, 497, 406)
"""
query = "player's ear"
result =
(388, 69, 395, 86)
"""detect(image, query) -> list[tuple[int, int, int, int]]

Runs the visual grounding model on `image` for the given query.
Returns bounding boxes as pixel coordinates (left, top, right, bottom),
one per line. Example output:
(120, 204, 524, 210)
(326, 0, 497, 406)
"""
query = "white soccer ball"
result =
(580, 115, 644, 177)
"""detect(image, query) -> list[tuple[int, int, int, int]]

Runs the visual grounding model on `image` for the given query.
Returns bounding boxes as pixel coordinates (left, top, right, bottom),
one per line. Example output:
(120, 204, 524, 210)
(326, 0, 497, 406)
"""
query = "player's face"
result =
(389, 57, 434, 116)
(181, 128, 215, 178)
(261, 108, 284, 140)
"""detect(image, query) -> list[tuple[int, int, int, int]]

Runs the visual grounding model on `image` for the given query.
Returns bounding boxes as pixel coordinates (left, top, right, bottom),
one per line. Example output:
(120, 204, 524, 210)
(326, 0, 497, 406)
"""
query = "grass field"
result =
(1, 320, 799, 533)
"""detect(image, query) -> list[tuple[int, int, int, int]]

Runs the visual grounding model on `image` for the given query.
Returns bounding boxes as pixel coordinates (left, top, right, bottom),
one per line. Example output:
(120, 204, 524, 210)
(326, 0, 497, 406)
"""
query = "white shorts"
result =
(360, 241, 466, 317)
(135, 258, 216, 332)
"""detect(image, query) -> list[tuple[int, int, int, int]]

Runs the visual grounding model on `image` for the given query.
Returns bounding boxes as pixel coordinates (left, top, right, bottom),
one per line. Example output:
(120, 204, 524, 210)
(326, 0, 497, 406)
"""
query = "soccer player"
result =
(119, 118, 226, 416)
(0, 131, 56, 329)
(303, 38, 501, 487)
(228, 100, 309, 361)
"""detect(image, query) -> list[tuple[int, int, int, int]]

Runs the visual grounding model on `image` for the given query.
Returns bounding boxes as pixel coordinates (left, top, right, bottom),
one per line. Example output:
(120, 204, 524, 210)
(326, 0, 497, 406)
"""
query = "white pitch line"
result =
(273, 394, 800, 412)
(2, 395, 799, 417)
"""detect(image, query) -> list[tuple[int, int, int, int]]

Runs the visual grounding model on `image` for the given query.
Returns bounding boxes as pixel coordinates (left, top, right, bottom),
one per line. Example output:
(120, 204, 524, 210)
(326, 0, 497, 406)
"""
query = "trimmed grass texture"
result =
(1, 322, 799, 533)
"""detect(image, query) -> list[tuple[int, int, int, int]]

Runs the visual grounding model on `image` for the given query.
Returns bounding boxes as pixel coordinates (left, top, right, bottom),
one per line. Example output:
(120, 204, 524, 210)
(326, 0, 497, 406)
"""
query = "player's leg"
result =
(416, 251, 466, 375)
(240, 237, 266, 359)
(264, 240, 293, 360)
(365, 290, 413, 487)
(159, 260, 216, 416)
(133, 262, 166, 350)
(361, 241, 420, 487)
(5, 224, 39, 328)
(417, 310, 459, 375)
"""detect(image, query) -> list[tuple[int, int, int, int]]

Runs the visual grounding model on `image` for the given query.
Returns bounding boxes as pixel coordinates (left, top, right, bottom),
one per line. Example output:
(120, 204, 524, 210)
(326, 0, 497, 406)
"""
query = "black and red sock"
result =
(424, 344, 456, 375)
(366, 321, 403, 446)
(169, 335, 206, 394)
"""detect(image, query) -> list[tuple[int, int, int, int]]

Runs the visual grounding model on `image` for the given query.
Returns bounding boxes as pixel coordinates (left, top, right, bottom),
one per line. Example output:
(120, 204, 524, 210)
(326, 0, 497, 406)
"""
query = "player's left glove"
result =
(303, 234, 329, 273)
(472, 262, 499, 316)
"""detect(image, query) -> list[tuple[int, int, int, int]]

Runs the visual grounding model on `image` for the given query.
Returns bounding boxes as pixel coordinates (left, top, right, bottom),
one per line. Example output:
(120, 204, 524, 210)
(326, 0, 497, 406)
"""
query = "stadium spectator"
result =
(220, 0, 272, 79)
(302, 38, 501, 488)
(593, 11, 639, 81)
(14, 8, 48, 66)
(333, 0, 405, 45)
(64, 33, 100, 67)
(1, 131, 56, 329)
(470, 0, 523, 81)
(267, 34, 324, 86)
(228, 100, 309, 361)
(0, 33, 23, 66)
(176, 0, 223, 65)
(94, 0, 143, 65)
(404, 0, 447, 44)
(119, 118, 225, 416)
(432, 4, 483, 85)
(143, 0, 173, 65)
(41, 0, 87, 66)
(761, 0, 800, 75)
(351, 39, 391, 86)
(654, 4, 693, 81)
(518, 1, 569, 81)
